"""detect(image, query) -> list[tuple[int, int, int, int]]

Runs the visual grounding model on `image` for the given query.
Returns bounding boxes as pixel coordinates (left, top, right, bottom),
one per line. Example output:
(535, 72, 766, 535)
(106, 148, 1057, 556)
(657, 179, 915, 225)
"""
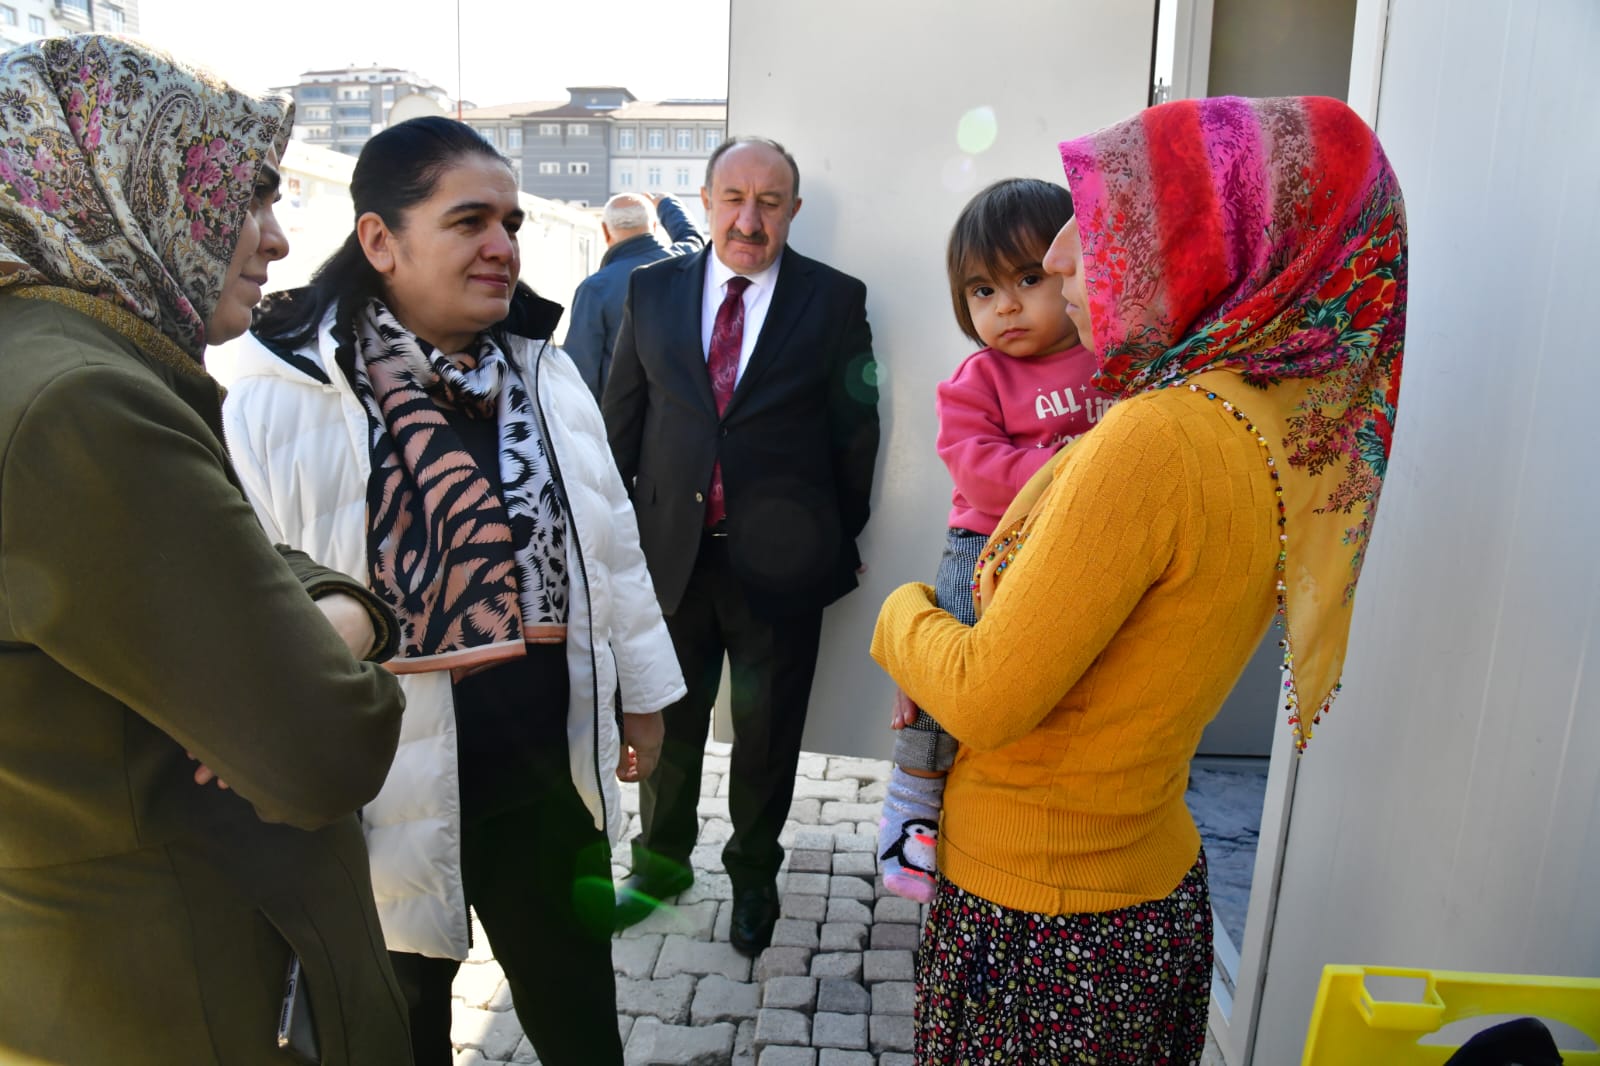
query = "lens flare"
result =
(957, 106, 998, 155)
(942, 154, 977, 194)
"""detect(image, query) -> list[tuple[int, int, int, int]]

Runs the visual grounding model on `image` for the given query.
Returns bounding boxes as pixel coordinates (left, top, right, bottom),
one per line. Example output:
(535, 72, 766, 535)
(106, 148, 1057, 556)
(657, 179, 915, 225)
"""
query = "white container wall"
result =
(725, 0, 1157, 759)
(1250, 0, 1600, 1059)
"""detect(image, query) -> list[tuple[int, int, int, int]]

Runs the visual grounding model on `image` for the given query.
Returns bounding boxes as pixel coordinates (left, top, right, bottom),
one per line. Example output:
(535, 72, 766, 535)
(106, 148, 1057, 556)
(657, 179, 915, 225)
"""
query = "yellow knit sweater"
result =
(872, 380, 1279, 915)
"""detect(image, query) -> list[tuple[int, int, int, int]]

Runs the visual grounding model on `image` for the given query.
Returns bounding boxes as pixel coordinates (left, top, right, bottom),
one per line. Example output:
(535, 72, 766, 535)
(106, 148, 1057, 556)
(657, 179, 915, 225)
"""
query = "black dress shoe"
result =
(613, 867, 694, 931)
(729, 883, 779, 957)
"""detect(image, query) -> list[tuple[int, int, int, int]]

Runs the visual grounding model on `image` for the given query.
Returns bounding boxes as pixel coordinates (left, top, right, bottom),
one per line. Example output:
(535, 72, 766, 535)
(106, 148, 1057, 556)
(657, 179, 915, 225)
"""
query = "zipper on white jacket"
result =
(528, 341, 609, 837)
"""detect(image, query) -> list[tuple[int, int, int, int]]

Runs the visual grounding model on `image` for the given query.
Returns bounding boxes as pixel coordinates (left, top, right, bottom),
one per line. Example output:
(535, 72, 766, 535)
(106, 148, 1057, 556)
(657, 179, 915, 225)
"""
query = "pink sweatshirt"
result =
(935, 344, 1113, 534)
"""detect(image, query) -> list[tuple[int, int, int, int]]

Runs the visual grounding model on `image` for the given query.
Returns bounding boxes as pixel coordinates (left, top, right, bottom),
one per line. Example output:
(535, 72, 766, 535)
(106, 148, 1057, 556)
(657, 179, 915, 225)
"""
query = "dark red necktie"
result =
(704, 275, 752, 528)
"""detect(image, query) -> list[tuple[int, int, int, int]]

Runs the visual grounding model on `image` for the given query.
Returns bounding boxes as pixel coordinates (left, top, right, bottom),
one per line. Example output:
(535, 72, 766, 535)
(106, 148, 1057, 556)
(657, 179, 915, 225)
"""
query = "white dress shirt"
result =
(701, 249, 783, 387)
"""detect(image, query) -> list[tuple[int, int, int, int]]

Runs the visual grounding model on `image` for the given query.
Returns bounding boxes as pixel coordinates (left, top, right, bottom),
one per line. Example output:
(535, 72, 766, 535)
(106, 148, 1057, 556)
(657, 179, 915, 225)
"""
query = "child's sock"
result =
(878, 767, 945, 903)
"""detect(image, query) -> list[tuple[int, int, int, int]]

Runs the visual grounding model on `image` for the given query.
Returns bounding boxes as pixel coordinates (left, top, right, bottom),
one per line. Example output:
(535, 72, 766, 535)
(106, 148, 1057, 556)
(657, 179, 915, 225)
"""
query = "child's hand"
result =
(891, 688, 919, 730)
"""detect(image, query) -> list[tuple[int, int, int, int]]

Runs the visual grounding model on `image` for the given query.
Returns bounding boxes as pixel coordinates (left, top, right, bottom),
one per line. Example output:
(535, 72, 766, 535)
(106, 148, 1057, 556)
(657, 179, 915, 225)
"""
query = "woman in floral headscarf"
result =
(0, 36, 411, 1064)
(872, 96, 1406, 1064)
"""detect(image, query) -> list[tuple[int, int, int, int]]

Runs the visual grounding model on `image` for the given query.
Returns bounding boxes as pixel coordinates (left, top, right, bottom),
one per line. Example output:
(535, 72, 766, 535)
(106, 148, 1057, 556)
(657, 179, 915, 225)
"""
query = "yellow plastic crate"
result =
(1302, 965, 1600, 1065)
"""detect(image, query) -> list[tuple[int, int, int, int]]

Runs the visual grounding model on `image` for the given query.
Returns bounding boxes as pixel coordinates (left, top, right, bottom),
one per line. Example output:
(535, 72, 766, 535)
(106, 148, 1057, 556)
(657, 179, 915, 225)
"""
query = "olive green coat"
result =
(0, 293, 411, 1065)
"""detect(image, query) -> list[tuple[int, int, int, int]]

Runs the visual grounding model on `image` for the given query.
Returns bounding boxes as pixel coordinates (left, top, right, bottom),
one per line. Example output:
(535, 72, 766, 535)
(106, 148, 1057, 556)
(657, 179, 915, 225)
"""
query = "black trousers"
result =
(636, 533, 825, 892)
(389, 763, 622, 1066)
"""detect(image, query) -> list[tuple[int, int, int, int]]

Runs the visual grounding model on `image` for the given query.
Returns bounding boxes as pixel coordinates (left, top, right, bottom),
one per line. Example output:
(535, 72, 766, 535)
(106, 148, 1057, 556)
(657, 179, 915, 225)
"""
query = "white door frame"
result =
(1167, 0, 1216, 101)
(1208, 711, 1301, 1064)
(1346, 0, 1393, 126)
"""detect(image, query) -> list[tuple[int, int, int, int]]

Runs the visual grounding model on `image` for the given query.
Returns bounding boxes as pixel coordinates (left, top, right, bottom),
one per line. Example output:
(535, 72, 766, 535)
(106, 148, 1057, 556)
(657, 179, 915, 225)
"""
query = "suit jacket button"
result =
(720, 427, 729, 437)
(695, 492, 704, 502)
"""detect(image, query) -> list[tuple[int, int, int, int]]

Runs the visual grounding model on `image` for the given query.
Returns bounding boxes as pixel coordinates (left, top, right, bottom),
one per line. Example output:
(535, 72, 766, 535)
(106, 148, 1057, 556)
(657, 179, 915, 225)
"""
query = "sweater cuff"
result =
(306, 578, 400, 663)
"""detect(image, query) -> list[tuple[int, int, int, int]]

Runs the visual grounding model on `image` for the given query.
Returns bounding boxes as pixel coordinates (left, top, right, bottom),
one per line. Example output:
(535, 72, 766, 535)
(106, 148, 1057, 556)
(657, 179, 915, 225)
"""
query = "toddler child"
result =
(878, 178, 1115, 902)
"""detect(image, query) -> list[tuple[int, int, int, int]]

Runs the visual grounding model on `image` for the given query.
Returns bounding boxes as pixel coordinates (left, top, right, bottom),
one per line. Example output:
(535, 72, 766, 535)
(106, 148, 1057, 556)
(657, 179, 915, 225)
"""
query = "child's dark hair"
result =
(946, 178, 1075, 346)
(254, 116, 511, 352)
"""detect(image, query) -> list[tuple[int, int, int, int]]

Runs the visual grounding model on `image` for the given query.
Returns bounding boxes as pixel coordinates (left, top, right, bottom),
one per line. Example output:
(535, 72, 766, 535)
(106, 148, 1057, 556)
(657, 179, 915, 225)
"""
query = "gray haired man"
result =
(565, 193, 704, 399)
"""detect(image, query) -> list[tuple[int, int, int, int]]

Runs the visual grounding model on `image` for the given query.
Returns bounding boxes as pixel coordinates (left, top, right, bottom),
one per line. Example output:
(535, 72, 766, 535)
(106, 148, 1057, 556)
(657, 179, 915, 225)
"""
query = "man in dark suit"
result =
(603, 137, 879, 955)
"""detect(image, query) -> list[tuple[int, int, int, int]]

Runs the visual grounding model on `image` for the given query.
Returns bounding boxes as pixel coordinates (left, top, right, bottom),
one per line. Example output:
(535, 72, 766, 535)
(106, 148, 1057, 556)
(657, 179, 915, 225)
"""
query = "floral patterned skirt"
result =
(915, 850, 1212, 1065)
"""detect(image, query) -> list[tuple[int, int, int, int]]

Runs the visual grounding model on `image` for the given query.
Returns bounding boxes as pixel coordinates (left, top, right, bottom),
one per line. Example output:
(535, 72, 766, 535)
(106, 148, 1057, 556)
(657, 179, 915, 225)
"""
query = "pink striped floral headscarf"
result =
(1059, 96, 1406, 749)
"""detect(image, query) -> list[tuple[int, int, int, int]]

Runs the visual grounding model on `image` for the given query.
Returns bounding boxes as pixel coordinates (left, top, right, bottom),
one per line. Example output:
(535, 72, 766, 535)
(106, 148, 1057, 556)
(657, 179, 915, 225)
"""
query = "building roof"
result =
(294, 66, 446, 90)
(522, 103, 619, 119)
(614, 101, 727, 121)
(459, 100, 564, 120)
(300, 65, 405, 76)
(460, 91, 728, 124)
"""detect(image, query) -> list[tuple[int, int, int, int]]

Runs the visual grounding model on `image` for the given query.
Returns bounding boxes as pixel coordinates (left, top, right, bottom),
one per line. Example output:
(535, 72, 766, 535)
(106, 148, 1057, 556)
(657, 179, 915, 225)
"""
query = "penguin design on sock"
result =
(879, 816, 939, 900)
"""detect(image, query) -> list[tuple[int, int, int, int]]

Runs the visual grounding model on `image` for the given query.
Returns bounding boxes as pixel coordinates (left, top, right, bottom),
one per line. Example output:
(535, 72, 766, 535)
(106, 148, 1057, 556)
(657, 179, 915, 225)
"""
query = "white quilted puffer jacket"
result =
(218, 307, 685, 960)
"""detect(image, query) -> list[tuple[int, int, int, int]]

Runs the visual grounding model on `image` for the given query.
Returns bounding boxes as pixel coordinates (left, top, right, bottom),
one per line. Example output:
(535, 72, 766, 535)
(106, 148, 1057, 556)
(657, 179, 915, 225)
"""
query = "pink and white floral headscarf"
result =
(0, 35, 292, 358)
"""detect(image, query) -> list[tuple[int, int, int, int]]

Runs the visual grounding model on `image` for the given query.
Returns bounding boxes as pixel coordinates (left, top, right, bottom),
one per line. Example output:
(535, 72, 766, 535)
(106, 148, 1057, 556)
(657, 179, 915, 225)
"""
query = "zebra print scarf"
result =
(353, 299, 568, 677)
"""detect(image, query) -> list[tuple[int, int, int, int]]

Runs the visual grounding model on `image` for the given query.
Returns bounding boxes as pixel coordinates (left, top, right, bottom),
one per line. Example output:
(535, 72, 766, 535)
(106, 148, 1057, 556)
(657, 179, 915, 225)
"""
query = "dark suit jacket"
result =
(603, 246, 879, 618)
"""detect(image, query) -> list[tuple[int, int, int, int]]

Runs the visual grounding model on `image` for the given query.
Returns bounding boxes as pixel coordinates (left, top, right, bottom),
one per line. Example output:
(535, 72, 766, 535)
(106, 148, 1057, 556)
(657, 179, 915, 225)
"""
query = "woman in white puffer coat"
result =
(219, 117, 685, 1066)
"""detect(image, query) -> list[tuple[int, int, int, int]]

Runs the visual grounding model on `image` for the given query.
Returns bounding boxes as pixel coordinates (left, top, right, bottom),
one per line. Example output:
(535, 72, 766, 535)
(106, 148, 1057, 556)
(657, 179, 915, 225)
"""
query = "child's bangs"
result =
(971, 220, 1056, 281)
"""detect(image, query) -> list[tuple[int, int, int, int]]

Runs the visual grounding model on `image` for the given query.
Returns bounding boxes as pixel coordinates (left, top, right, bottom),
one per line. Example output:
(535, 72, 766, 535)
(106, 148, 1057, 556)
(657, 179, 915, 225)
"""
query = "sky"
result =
(139, 0, 731, 106)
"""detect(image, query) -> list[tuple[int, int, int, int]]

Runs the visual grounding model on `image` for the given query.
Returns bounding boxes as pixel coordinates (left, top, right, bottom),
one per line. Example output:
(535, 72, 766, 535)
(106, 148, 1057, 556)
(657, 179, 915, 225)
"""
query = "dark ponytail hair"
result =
(254, 116, 511, 352)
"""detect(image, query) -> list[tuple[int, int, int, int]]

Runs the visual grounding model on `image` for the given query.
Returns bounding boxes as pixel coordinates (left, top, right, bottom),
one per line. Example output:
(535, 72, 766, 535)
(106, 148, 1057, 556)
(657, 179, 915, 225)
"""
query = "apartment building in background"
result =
(282, 65, 453, 157)
(456, 98, 561, 192)
(0, 0, 139, 50)
(463, 86, 727, 224)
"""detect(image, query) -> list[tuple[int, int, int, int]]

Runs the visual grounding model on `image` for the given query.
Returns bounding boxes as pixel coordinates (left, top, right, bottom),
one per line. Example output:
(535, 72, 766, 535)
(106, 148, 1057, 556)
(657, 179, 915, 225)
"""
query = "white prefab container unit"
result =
(727, 0, 1599, 1061)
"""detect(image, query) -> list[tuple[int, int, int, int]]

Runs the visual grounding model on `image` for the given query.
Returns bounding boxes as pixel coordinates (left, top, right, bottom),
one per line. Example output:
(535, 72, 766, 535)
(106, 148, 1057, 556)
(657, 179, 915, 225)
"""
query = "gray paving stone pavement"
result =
(450, 738, 1227, 1063)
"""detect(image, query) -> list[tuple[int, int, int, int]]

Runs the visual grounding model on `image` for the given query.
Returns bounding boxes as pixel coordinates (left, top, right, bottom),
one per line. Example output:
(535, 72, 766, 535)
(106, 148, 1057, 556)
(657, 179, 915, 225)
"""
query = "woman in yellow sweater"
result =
(871, 96, 1407, 1063)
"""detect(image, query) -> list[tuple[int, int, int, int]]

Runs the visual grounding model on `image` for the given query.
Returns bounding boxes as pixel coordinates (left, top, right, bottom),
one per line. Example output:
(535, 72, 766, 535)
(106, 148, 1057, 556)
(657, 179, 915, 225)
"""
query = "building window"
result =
(336, 105, 369, 119)
(382, 85, 395, 102)
(618, 128, 635, 151)
(569, 162, 589, 175)
(0, 6, 16, 26)
(538, 162, 560, 175)
(646, 128, 664, 151)
(675, 129, 693, 151)
(28, 13, 43, 32)
(100, 4, 124, 30)
(676, 167, 692, 188)
(299, 86, 332, 100)
(539, 124, 560, 136)
(338, 124, 372, 138)
(619, 170, 634, 188)
(569, 124, 588, 137)
(704, 128, 721, 152)
(506, 128, 522, 150)
(647, 166, 662, 188)
(481, 126, 499, 147)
